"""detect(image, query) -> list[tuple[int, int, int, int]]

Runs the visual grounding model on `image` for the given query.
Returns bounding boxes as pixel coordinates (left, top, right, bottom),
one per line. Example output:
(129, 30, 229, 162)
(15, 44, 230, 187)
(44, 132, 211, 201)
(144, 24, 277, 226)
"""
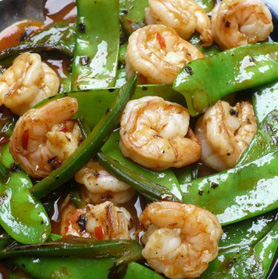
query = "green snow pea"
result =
(31, 74, 137, 199)
(0, 22, 76, 61)
(0, 145, 50, 244)
(201, 211, 278, 278)
(100, 131, 182, 200)
(174, 43, 278, 116)
(98, 151, 180, 202)
(71, 0, 120, 90)
(120, 0, 148, 34)
(36, 84, 184, 130)
(0, 238, 142, 263)
(180, 110, 278, 225)
(123, 262, 165, 279)
(252, 81, 278, 123)
(189, 33, 220, 56)
(195, 0, 216, 12)
(13, 257, 116, 279)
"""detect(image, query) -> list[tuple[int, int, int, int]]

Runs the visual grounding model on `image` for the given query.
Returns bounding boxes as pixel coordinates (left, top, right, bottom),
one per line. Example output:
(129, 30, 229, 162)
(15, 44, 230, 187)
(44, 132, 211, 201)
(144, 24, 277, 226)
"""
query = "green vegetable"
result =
(180, 111, 278, 225)
(101, 130, 182, 200)
(252, 81, 278, 123)
(201, 211, 278, 278)
(13, 257, 116, 279)
(0, 22, 76, 60)
(195, 0, 216, 12)
(123, 262, 165, 279)
(189, 33, 220, 56)
(0, 145, 50, 244)
(31, 74, 137, 199)
(36, 84, 184, 130)
(97, 152, 180, 202)
(174, 43, 278, 116)
(120, 0, 148, 34)
(71, 0, 120, 90)
(0, 238, 142, 264)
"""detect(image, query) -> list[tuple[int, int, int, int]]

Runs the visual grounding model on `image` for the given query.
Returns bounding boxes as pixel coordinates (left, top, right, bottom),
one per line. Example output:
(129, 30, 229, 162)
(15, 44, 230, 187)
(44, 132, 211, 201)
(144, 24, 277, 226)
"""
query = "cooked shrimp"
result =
(139, 201, 223, 279)
(195, 100, 257, 171)
(126, 24, 204, 84)
(120, 96, 201, 170)
(211, 0, 273, 50)
(145, 0, 213, 46)
(10, 97, 82, 178)
(0, 52, 60, 115)
(61, 201, 133, 240)
(75, 161, 135, 205)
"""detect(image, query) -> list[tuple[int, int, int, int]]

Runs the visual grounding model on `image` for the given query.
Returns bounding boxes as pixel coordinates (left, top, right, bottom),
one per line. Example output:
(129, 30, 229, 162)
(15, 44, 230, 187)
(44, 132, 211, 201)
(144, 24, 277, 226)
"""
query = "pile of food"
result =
(0, 0, 277, 278)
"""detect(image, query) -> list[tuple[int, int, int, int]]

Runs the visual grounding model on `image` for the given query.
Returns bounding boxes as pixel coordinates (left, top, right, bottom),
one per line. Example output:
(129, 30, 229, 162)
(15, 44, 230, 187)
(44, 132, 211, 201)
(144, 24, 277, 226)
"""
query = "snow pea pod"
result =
(201, 211, 278, 278)
(31, 74, 137, 199)
(0, 145, 50, 244)
(101, 131, 182, 200)
(252, 81, 278, 123)
(13, 257, 116, 279)
(174, 43, 278, 116)
(120, 0, 148, 35)
(0, 22, 76, 61)
(0, 238, 142, 263)
(98, 151, 180, 202)
(71, 0, 120, 90)
(36, 84, 184, 130)
(180, 110, 278, 225)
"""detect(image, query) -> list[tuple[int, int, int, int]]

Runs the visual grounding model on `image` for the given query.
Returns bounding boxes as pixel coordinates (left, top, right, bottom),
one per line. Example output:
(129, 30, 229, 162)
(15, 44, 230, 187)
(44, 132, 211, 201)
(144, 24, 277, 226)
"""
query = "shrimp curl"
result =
(140, 201, 223, 279)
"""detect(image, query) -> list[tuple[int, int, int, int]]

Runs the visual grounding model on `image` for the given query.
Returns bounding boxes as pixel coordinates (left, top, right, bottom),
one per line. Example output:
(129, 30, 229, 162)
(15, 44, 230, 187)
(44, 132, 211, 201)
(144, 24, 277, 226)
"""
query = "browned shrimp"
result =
(145, 0, 213, 46)
(140, 201, 223, 279)
(126, 24, 204, 84)
(211, 0, 273, 49)
(10, 97, 82, 178)
(120, 96, 201, 170)
(0, 52, 60, 115)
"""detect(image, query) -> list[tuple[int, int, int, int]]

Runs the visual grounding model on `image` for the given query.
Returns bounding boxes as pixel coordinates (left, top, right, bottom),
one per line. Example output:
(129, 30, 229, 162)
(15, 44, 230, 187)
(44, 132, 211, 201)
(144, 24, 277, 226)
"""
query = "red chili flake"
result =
(60, 126, 68, 132)
(0, 136, 9, 145)
(22, 130, 29, 150)
(156, 32, 166, 49)
(126, 19, 132, 24)
(95, 226, 104, 240)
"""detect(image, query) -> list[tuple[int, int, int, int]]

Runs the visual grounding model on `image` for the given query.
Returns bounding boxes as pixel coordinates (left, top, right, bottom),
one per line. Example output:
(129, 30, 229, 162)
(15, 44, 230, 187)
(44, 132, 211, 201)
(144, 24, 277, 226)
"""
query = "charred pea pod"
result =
(0, 144, 51, 244)
(97, 151, 180, 202)
(0, 238, 143, 264)
(0, 22, 76, 61)
(180, 110, 278, 225)
(31, 74, 137, 199)
(71, 0, 120, 90)
(173, 43, 278, 116)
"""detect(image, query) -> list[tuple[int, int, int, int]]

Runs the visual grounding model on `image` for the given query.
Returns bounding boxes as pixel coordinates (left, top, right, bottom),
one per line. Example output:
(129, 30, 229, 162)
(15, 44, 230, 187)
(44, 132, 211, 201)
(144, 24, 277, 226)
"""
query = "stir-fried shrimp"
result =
(139, 201, 223, 279)
(75, 161, 135, 205)
(145, 0, 213, 47)
(61, 201, 133, 240)
(120, 96, 201, 170)
(126, 24, 204, 84)
(195, 100, 257, 171)
(0, 52, 60, 115)
(10, 97, 82, 178)
(211, 0, 273, 50)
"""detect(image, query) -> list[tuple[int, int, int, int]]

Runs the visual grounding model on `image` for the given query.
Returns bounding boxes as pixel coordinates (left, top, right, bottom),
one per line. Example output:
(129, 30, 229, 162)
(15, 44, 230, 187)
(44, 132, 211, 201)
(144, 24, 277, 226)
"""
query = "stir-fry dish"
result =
(0, 0, 278, 278)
